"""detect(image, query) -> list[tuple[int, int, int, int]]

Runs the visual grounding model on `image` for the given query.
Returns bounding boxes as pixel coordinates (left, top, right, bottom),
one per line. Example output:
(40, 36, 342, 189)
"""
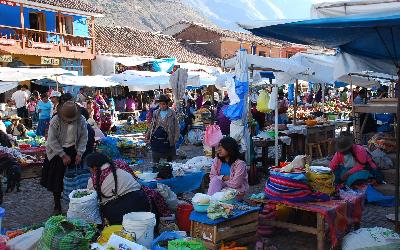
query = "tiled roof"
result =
(95, 25, 220, 67)
(25, 0, 103, 14)
(164, 21, 285, 46)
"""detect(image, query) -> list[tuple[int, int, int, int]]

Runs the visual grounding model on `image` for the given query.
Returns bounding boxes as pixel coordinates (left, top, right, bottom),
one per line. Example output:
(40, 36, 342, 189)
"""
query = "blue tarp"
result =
(189, 205, 260, 225)
(245, 11, 400, 62)
(152, 58, 176, 73)
(139, 171, 205, 193)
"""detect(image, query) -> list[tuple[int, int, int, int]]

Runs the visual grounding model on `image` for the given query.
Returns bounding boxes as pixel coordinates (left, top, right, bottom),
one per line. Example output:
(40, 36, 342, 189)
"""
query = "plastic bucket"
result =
(177, 204, 193, 232)
(122, 212, 156, 249)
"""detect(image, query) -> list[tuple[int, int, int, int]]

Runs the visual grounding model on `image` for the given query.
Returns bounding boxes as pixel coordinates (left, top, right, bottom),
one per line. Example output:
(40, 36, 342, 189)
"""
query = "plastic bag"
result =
(256, 90, 271, 113)
(204, 125, 223, 147)
(6, 227, 44, 250)
(224, 100, 244, 121)
(157, 183, 178, 212)
(226, 77, 240, 105)
(151, 231, 184, 250)
(268, 87, 278, 110)
(306, 171, 335, 195)
(67, 189, 102, 225)
(342, 227, 400, 250)
(168, 238, 206, 250)
(187, 129, 204, 145)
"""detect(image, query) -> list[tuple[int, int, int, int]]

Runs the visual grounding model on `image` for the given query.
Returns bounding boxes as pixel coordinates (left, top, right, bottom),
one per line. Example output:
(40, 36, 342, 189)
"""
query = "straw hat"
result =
(59, 101, 80, 122)
(9, 114, 21, 120)
(336, 134, 354, 152)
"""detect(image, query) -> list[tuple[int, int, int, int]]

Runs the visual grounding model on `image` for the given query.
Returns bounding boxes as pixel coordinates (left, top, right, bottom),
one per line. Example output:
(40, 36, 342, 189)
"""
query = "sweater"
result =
(330, 145, 377, 176)
(148, 108, 180, 147)
(45, 115, 88, 160)
(209, 158, 249, 195)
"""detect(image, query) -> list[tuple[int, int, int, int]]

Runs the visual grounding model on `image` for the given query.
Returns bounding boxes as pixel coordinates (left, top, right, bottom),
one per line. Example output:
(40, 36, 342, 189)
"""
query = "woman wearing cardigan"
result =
(207, 137, 249, 196)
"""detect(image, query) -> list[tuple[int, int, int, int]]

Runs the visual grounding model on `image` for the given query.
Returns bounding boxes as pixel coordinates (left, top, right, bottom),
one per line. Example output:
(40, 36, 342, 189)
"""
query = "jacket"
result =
(210, 158, 249, 194)
(148, 108, 179, 147)
(46, 115, 88, 161)
(330, 144, 377, 176)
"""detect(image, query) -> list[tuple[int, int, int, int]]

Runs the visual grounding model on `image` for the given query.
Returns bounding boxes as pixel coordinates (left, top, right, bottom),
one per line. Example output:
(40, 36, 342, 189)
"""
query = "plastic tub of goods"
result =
(192, 193, 211, 213)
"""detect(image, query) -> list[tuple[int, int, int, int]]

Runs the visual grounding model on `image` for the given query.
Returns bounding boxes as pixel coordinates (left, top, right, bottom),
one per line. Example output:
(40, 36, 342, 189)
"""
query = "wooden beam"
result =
(20, 3, 25, 48)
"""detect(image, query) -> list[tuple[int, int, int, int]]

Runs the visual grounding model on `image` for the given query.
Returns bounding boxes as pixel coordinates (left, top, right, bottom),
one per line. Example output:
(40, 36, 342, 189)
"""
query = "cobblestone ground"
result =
(2, 144, 397, 249)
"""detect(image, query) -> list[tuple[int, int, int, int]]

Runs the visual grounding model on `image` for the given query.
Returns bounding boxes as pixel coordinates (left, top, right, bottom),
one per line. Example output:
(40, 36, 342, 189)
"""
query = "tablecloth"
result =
(267, 191, 365, 247)
(190, 205, 261, 225)
(139, 171, 205, 193)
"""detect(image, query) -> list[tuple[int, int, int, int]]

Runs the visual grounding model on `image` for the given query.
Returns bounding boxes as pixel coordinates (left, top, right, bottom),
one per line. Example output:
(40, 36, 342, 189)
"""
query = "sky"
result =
(185, 0, 347, 31)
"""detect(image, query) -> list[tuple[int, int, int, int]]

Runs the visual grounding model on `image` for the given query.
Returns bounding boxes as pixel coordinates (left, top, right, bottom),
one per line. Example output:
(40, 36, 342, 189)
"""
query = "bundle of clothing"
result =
(265, 171, 330, 203)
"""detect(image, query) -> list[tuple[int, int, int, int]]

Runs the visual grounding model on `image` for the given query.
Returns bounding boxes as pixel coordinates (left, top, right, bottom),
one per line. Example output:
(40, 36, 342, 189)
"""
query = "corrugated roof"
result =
(95, 25, 220, 67)
(164, 21, 285, 46)
(24, 0, 103, 14)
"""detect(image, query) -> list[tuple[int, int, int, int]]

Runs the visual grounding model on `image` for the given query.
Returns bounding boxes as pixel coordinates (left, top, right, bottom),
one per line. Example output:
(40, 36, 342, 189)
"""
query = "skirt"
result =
(101, 189, 151, 225)
(36, 118, 50, 136)
(41, 146, 77, 193)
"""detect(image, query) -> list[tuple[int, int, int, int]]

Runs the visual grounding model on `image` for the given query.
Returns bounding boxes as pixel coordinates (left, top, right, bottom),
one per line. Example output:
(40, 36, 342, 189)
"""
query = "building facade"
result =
(0, 0, 103, 75)
(163, 21, 306, 60)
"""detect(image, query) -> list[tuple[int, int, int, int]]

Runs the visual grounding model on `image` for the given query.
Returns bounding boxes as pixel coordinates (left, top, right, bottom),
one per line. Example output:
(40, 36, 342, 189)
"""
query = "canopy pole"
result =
(294, 79, 298, 125)
(350, 75, 355, 138)
(322, 83, 325, 104)
(274, 81, 279, 167)
(395, 69, 400, 232)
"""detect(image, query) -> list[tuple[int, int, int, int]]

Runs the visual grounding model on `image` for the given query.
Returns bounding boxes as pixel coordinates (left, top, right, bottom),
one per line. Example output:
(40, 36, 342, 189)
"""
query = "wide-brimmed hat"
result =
(157, 95, 170, 103)
(336, 134, 354, 152)
(50, 91, 61, 98)
(59, 101, 80, 122)
(9, 114, 21, 120)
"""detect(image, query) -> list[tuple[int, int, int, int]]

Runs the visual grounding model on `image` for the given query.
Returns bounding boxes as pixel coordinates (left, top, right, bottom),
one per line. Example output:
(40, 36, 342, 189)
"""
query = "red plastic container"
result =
(177, 203, 193, 232)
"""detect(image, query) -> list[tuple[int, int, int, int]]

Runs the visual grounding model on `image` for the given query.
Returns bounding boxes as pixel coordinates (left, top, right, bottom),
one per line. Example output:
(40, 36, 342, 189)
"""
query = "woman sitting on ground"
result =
(330, 133, 380, 187)
(86, 152, 153, 225)
(207, 137, 249, 197)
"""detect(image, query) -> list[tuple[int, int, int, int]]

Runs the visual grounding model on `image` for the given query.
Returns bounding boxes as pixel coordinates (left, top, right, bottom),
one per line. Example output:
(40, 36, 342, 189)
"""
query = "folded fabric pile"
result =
(265, 171, 330, 202)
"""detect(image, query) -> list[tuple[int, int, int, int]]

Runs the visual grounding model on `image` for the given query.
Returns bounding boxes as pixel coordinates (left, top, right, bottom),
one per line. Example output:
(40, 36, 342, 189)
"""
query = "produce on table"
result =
(118, 122, 148, 134)
(207, 202, 234, 220)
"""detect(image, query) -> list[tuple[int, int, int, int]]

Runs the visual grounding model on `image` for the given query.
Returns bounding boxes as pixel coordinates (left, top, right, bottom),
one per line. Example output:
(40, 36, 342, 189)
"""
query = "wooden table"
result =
(253, 138, 288, 171)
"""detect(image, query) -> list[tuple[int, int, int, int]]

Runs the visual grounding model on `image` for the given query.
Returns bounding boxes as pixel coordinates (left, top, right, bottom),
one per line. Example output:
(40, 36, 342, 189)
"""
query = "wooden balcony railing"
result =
(0, 25, 94, 55)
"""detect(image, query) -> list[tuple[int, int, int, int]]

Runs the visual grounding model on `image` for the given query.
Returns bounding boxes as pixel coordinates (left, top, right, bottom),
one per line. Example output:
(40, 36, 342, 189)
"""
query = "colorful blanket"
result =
(267, 191, 365, 247)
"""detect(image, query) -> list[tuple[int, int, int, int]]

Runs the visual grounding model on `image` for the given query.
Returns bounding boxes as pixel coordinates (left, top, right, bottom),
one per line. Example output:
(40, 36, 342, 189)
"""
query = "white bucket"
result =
(122, 212, 156, 249)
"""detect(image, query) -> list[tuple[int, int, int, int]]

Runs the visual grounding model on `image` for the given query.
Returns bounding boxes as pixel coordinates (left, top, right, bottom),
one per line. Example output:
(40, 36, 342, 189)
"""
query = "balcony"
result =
(0, 25, 95, 60)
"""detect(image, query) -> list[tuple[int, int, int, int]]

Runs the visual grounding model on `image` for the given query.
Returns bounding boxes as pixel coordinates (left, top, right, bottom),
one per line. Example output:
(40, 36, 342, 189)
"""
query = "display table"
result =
(139, 171, 205, 193)
(334, 119, 352, 133)
(20, 147, 45, 179)
(190, 207, 260, 250)
(262, 192, 365, 250)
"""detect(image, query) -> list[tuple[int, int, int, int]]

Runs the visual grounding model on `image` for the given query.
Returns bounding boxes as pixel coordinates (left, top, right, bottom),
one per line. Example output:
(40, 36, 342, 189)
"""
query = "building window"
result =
(56, 15, 74, 35)
(29, 12, 45, 30)
(259, 51, 266, 57)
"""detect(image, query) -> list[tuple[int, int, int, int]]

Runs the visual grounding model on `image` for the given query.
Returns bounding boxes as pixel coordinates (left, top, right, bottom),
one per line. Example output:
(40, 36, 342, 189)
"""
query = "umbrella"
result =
(242, 10, 400, 231)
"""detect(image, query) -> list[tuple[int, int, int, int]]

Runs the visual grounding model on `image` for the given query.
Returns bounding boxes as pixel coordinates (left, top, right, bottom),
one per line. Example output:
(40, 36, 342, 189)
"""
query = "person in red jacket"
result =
(330, 133, 379, 187)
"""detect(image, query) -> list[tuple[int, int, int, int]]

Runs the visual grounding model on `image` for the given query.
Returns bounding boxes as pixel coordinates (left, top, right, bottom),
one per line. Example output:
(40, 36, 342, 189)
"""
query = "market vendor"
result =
(277, 89, 289, 124)
(36, 93, 52, 136)
(330, 133, 380, 187)
(86, 152, 151, 225)
(41, 101, 88, 214)
(207, 137, 249, 197)
(146, 95, 179, 163)
(6, 115, 27, 138)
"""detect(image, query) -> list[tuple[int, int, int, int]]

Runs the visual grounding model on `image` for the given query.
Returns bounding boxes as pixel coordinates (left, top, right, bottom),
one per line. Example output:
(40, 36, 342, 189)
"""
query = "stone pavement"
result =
(1, 144, 397, 249)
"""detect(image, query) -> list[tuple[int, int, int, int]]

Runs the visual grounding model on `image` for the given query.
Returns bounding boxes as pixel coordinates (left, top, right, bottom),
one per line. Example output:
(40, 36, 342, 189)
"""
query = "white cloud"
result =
(262, 0, 287, 19)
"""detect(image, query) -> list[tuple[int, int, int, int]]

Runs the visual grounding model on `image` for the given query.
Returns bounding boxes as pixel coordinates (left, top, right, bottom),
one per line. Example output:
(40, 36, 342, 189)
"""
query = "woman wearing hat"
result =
(146, 95, 180, 163)
(330, 133, 379, 187)
(41, 101, 88, 213)
(50, 91, 61, 117)
(6, 114, 27, 138)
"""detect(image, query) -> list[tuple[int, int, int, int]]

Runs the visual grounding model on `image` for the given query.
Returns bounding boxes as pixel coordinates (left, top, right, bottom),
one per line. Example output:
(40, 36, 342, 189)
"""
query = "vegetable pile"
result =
(73, 191, 91, 199)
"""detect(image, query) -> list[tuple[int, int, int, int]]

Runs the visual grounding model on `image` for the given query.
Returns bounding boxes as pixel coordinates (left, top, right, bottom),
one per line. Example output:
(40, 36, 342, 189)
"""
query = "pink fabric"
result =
(208, 158, 249, 195)
(126, 99, 135, 111)
(330, 145, 377, 175)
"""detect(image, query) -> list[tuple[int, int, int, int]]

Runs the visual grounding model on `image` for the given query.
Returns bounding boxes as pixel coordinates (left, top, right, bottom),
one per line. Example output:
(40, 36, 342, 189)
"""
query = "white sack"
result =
(67, 189, 102, 224)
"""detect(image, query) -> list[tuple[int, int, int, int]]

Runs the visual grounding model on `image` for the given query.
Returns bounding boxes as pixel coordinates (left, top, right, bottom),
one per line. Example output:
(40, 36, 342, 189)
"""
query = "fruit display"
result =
(17, 136, 46, 147)
(288, 101, 351, 120)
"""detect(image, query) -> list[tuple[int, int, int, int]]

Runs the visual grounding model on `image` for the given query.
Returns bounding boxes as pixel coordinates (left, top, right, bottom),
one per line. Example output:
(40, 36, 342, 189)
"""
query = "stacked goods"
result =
(118, 122, 148, 134)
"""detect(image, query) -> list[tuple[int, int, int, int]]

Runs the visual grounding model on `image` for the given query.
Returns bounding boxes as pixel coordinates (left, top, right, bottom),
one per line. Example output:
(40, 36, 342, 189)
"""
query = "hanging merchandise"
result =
(226, 77, 240, 105)
(256, 90, 271, 113)
(229, 120, 247, 152)
(204, 125, 223, 147)
(268, 86, 278, 110)
(224, 100, 245, 121)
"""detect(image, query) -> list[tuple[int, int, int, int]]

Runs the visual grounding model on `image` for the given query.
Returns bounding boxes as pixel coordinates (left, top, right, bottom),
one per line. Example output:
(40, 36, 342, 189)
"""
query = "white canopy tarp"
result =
(112, 70, 216, 91)
(91, 55, 155, 76)
(311, 0, 400, 18)
(0, 67, 77, 82)
(48, 75, 120, 88)
(223, 52, 382, 87)
(0, 82, 18, 93)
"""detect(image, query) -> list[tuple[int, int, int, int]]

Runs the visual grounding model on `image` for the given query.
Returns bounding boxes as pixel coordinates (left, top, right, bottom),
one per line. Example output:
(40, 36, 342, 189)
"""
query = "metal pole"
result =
(294, 79, 298, 125)
(395, 69, 400, 232)
(274, 81, 279, 166)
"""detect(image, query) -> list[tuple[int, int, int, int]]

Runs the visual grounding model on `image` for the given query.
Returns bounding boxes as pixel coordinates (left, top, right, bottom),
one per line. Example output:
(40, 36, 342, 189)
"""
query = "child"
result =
(27, 97, 37, 123)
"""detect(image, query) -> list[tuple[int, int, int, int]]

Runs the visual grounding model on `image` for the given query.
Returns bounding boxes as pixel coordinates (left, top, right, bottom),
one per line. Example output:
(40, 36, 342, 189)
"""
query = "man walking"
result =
(11, 85, 29, 119)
